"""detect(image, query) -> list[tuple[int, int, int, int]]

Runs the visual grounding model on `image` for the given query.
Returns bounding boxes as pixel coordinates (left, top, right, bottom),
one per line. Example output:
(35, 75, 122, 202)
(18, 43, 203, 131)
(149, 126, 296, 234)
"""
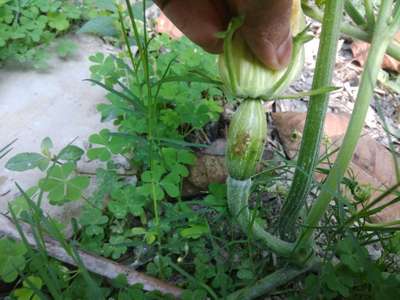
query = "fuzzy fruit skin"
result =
(226, 100, 267, 180)
(219, 35, 286, 99)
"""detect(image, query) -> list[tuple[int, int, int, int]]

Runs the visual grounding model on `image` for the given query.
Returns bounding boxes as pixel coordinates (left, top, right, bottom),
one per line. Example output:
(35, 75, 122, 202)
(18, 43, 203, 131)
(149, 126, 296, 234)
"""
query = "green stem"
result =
(345, 0, 367, 27)
(364, 0, 376, 31)
(117, 8, 138, 73)
(295, 0, 400, 252)
(227, 177, 295, 258)
(302, 2, 400, 61)
(361, 220, 400, 230)
(226, 264, 314, 300)
(125, 0, 161, 247)
(168, 260, 218, 300)
(278, 0, 344, 239)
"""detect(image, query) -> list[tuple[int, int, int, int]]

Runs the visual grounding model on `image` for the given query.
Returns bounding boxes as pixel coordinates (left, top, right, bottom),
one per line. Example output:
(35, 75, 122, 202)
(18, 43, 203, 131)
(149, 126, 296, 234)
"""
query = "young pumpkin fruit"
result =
(226, 100, 267, 180)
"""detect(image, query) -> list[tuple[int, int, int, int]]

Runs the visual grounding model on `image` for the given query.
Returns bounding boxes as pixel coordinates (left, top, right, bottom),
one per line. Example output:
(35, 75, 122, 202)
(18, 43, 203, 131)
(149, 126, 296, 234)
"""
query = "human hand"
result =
(154, 0, 293, 70)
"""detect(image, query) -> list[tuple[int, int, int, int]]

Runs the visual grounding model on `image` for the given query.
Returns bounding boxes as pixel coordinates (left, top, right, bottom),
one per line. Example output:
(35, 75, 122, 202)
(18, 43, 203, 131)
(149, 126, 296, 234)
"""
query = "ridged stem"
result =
(278, 0, 345, 239)
(227, 177, 295, 257)
(226, 264, 313, 300)
(295, 0, 400, 252)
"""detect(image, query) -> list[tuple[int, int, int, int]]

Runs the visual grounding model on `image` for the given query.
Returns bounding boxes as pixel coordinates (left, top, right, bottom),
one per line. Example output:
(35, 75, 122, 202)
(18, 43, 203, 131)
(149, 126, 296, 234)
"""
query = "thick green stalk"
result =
(302, 2, 400, 61)
(278, 0, 344, 239)
(295, 0, 400, 251)
(227, 177, 295, 257)
(226, 264, 313, 300)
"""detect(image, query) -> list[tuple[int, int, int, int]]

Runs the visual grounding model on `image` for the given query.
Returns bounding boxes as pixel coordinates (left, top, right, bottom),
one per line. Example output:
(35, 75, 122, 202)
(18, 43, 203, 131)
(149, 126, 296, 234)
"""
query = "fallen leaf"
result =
(351, 32, 400, 73)
(272, 112, 400, 223)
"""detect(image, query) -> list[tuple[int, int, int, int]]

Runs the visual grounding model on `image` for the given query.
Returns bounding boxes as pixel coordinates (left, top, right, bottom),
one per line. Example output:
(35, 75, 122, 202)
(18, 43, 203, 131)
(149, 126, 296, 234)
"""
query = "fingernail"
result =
(275, 33, 292, 68)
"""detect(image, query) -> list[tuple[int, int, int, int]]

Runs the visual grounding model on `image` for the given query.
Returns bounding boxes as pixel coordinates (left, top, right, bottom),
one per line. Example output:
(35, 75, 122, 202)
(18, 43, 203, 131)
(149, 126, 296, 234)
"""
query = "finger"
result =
(228, 0, 293, 70)
(154, 0, 230, 53)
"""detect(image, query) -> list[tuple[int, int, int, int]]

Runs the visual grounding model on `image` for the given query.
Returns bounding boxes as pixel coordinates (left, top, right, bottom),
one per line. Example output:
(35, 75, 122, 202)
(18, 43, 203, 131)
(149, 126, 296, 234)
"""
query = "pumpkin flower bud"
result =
(218, 0, 305, 99)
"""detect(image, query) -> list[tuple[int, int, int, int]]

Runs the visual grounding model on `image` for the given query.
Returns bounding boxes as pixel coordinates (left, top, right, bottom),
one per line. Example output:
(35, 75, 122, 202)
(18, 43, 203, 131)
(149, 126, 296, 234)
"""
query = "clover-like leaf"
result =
(177, 149, 196, 165)
(6, 153, 49, 172)
(56, 39, 77, 58)
(160, 172, 181, 198)
(0, 239, 27, 283)
(58, 145, 84, 161)
(39, 163, 90, 205)
(14, 276, 43, 300)
(9, 187, 39, 217)
(47, 13, 70, 31)
(180, 224, 209, 239)
(87, 129, 112, 161)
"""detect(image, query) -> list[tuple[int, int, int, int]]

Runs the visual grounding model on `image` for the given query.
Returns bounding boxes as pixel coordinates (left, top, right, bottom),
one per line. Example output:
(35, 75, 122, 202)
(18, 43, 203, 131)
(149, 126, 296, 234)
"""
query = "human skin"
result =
(154, 0, 293, 70)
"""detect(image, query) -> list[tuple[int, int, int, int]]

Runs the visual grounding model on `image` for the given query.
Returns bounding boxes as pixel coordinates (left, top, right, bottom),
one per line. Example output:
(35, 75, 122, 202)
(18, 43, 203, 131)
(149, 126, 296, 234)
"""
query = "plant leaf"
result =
(6, 153, 48, 171)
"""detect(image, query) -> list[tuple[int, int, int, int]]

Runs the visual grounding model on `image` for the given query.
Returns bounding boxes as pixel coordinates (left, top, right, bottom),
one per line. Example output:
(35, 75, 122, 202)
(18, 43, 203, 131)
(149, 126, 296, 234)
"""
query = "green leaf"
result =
(177, 150, 196, 165)
(0, 0, 12, 7)
(322, 263, 350, 297)
(108, 200, 128, 219)
(141, 165, 166, 183)
(139, 183, 164, 201)
(9, 187, 39, 217)
(109, 186, 146, 219)
(389, 231, 400, 253)
(78, 16, 118, 37)
(41, 137, 53, 157)
(6, 153, 48, 171)
(173, 164, 189, 177)
(58, 145, 84, 161)
(56, 40, 77, 58)
(14, 288, 33, 300)
(0, 238, 27, 283)
(162, 147, 177, 169)
(87, 130, 112, 161)
(89, 52, 104, 64)
(47, 13, 70, 31)
(67, 176, 90, 199)
(110, 274, 128, 289)
(39, 163, 90, 205)
(160, 180, 180, 198)
(87, 147, 111, 161)
(14, 276, 43, 300)
(103, 235, 128, 259)
(180, 224, 209, 239)
(79, 207, 108, 226)
(237, 269, 254, 280)
(128, 227, 147, 236)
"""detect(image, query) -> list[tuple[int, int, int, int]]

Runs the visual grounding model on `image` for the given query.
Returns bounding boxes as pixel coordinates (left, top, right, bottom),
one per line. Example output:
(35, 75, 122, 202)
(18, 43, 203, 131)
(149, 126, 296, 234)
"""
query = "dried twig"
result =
(0, 214, 183, 298)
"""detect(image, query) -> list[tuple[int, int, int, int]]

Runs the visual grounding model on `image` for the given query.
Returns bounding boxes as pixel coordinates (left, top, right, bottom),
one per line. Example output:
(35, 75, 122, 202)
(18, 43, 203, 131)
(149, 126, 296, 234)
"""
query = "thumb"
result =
(229, 0, 293, 70)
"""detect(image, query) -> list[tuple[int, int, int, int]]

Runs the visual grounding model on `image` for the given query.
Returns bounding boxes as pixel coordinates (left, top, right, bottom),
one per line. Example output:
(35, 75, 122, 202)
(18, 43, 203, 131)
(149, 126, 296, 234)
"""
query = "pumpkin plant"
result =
(220, 0, 400, 297)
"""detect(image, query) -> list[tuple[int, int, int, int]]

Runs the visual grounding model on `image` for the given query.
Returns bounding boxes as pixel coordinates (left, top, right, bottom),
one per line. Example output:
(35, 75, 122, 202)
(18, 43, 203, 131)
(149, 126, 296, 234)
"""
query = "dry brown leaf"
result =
(155, 12, 183, 39)
(351, 32, 400, 73)
(272, 112, 400, 223)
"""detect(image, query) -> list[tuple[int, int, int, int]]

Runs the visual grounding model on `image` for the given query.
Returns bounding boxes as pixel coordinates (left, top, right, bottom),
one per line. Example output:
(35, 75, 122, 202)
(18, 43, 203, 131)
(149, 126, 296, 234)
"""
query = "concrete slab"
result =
(0, 34, 117, 224)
